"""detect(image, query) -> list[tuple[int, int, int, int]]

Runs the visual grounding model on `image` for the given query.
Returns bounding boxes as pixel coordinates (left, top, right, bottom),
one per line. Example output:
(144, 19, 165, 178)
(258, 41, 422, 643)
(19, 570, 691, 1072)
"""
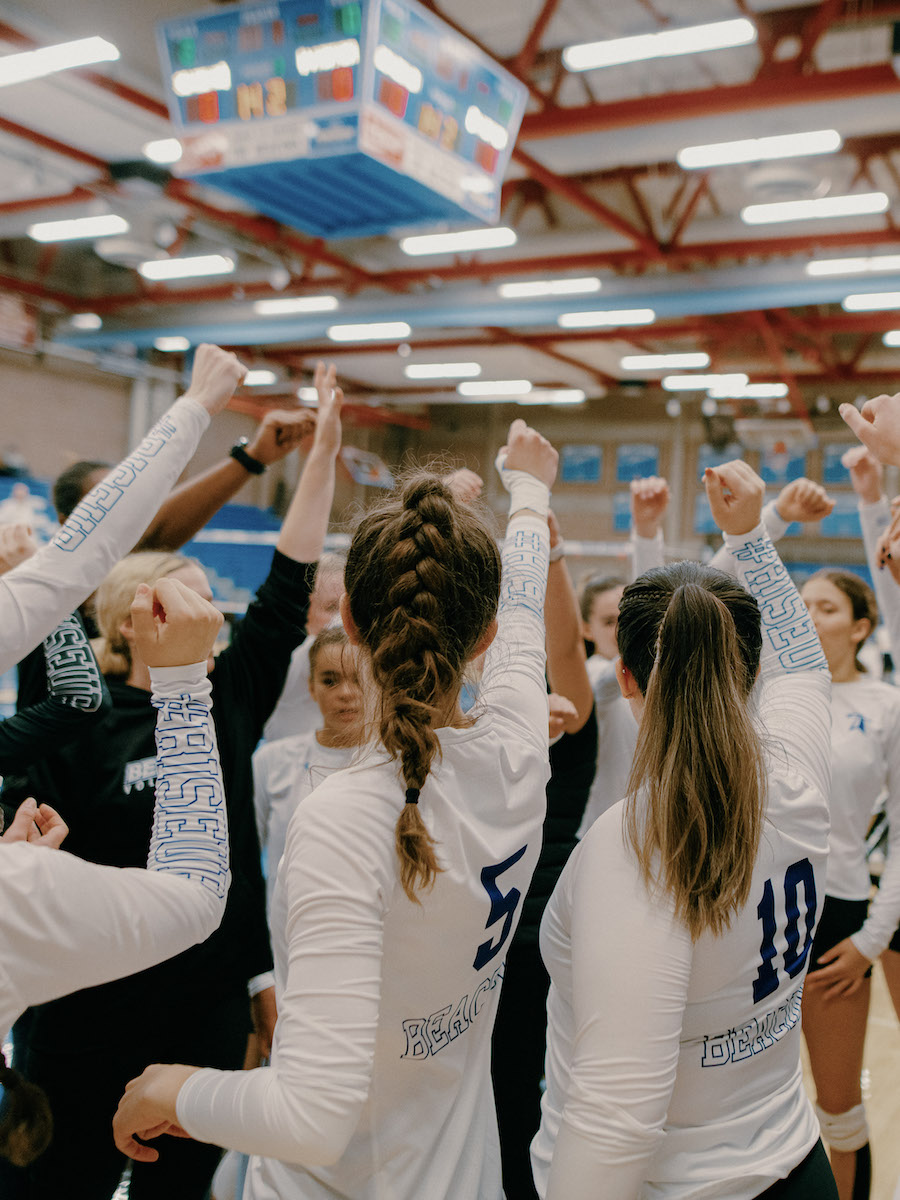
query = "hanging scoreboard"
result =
(156, 0, 527, 237)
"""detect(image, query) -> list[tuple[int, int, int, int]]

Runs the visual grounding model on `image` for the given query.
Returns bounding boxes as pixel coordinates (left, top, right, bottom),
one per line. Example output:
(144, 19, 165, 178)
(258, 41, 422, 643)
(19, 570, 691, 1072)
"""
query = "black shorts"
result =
(808, 895, 872, 976)
(889, 924, 900, 953)
(754, 1141, 837, 1199)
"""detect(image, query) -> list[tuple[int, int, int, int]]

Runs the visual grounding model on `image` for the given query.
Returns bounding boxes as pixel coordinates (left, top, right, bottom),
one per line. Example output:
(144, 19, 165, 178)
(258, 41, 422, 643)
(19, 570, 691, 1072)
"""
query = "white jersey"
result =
(0, 663, 228, 1035)
(175, 511, 551, 1199)
(0, 395, 209, 674)
(859, 497, 900, 660)
(828, 677, 900, 960)
(252, 730, 353, 913)
(533, 525, 831, 1200)
(262, 637, 319, 744)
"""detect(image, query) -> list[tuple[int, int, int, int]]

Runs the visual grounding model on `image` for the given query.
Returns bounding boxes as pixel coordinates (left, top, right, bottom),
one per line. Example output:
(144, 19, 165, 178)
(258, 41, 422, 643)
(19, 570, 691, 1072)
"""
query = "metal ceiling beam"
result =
(0, 115, 107, 173)
(509, 0, 563, 77)
(519, 64, 900, 139)
(0, 185, 98, 217)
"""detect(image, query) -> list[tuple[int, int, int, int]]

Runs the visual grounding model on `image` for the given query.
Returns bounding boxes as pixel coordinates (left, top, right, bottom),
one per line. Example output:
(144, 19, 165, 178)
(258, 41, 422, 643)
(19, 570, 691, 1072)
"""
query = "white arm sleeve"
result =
(480, 509, 551, 754)
(726, 524, 831, 801)
(630, 530, 664, 580)
(0, 395, 209, 673)
(852, 699, 900, 960)
(710, 499, 788, 576)
(858, 498, 900, 658)
(0, 662, 228, 1022)
(545, 825, 693, 1200)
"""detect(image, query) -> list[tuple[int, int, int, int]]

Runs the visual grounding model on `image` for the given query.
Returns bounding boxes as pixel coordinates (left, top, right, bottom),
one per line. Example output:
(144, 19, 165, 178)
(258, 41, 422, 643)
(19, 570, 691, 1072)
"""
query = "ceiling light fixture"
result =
(517, 389, 586, 405)
(707, 381, 789, 399)
(242, 369, 278, 386)
(842, 291, 900, 311)
(399, 227, 517, 256)
(741, 192, 889, 225)
(806, 254, 900, 276)
(0, 35, 119, 88)
(677, 129, 841, 170)
(620, 352, 710, 370)
(404, 362, 482, 379)
(142, 138, 183, 165)
(458, 379, 532, 397)
(558, 308, 655, 328)
(563, 18, 756, 72)
(883, 331, 900, 346)
(498, 277, 601, 299)
(139, 254, 235, 281)
(154, 336, 190, 352)
(327, 321, 412, 341)
(69, 312, 102, 331)
(28, 214, 129, 242)
(662, 373, 748, 391)
(253, 295, 339, 315)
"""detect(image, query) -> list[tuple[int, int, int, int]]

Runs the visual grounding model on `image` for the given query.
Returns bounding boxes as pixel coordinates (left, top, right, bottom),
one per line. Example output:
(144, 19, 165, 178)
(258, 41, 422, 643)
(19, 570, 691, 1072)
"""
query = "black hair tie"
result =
(405, 787, 420, 805)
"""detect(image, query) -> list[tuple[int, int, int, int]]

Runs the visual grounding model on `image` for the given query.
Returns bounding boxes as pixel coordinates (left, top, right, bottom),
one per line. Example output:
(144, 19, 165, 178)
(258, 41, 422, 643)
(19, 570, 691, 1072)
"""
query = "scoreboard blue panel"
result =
(156, 0, 526, 237)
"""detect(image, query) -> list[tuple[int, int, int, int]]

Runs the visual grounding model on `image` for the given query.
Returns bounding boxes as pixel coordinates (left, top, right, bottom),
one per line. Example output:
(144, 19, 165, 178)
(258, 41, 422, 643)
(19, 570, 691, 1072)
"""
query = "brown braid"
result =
(345, 472, 501, 901)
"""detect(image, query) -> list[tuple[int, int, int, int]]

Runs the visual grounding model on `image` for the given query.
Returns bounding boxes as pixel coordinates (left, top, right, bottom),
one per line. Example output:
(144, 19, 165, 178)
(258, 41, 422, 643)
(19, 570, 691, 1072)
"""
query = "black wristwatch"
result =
(230, 437, 266, 475)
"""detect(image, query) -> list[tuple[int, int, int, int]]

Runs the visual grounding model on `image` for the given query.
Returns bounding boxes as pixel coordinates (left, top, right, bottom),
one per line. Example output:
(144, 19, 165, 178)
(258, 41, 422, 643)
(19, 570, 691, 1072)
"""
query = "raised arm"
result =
(629, 475, 668, 579)
(0, 344, 244, 672)
(0, 578, 229, 1014)
(706, 461, 830, 799)
(544, 510, 592, 733)
(709, 476, 832, 575)
(138, 407, 316, 551)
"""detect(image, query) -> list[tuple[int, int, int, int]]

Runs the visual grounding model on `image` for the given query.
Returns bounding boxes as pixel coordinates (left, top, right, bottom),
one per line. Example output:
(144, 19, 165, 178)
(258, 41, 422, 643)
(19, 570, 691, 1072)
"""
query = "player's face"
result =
(800, 577, 867, 668)
(584, 586, 624, 660)
(307, 571, 344, 637)
(309, 643, 363, 744)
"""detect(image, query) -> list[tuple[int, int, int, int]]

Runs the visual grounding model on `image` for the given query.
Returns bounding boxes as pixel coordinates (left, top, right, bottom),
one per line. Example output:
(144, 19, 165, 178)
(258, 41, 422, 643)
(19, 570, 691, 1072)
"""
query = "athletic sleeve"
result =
(0, 395, 210, 674)
(480, 509, 550, 754)
(709, 498, 789, 575)
(858, 497, 900, 657)
(852, 695, 900, 961)
(725, 524, 831, 801)
(0, 661, 228, 1019)
(544, 817, 693, 1200)
(630, 530, 664, 580)
(0, 613, 109, 773)
(174, 778, 397, 1165)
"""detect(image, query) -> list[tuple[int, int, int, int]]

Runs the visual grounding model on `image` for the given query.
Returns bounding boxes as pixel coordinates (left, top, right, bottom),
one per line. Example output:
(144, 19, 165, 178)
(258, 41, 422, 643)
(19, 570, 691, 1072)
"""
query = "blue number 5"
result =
(473, 844, 528, 971)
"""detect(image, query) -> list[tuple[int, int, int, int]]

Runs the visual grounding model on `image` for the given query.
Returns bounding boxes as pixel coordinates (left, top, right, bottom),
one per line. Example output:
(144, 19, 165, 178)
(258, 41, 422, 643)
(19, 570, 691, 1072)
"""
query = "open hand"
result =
(1, 798, 68, 848)
(804, 937, 872, 999)
(310, 361, 344, 459)
(841, 393, 900, 466)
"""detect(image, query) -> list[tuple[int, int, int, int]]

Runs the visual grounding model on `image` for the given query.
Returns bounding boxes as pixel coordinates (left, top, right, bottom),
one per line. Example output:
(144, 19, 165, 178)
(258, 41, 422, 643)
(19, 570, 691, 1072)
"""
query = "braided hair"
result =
(345, 473, 502, 901)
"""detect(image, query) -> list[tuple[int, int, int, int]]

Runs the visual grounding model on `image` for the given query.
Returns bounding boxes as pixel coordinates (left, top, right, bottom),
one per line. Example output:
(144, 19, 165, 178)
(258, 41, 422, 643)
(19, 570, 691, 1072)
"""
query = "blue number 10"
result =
(753, 857, 817, 1004)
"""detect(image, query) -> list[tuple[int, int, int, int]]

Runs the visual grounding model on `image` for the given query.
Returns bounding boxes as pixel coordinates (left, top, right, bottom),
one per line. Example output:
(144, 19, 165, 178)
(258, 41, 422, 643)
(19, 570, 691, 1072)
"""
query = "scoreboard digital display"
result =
(156, 0, 526, 236)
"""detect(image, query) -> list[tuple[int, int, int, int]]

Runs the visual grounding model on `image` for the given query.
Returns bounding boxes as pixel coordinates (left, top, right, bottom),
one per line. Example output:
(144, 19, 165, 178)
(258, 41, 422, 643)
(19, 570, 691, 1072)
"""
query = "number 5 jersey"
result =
(532, 525, 831, 1200)
(171, 509, 553, 1200)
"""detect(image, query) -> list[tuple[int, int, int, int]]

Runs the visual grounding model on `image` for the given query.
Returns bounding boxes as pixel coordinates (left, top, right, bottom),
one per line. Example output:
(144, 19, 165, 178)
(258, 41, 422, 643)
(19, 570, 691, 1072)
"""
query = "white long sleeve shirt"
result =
(858, 496, 900, 659)
(533, 526, 831, 1200)
(175, 510, 552, 1199)
(0, 394, 209, 673)
(0, 662, 228, 1035)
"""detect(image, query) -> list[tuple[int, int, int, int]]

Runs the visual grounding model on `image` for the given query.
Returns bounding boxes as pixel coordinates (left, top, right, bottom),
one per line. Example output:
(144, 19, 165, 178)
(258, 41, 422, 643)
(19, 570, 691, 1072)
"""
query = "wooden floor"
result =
(800, 962, 900, 1200)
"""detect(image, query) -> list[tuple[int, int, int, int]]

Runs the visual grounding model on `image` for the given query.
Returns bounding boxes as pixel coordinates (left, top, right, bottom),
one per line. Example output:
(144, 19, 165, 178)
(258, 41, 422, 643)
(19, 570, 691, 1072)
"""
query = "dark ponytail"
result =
(345, 472, 501, 901)
(0, 1062, 53, 1167)
(618, 563, 765, 939)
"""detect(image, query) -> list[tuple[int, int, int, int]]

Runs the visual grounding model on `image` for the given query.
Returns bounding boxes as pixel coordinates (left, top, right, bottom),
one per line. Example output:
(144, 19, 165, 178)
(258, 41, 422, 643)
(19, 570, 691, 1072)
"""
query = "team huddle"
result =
(1, 343, 899, 1200)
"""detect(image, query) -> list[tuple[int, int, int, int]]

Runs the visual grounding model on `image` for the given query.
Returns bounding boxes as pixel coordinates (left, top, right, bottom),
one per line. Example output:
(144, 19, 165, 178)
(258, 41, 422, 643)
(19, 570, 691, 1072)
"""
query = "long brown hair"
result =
(617, 562, 765, 939)
(344, 472, 501, 901)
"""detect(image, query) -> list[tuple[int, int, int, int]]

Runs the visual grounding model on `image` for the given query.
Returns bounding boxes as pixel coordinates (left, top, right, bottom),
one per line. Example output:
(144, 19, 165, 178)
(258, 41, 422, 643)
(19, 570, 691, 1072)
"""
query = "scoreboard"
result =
(156, 0, 527, 237)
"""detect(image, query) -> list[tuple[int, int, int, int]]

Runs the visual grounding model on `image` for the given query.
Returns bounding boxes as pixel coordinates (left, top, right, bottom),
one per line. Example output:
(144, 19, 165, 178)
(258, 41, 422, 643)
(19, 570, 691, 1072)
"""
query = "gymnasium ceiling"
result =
(4, 0, 900, 426)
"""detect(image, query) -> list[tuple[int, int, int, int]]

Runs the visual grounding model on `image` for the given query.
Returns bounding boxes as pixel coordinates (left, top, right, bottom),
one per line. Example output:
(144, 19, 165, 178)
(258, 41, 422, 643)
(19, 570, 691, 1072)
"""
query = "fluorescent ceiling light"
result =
(295, 38, 360, 77)
(518, 389, 586, 405)
(662, 373, 748, 391)
(243, 369, 278, 386)
(620, 352, 710, 370)
(297, 386, 319, 402)
(498, 277, 601, 299)
(563, 18, 755, 72)
(458, 379, 532, 397)
(28, 214, 129, 242)
(70, 312, 102, 331)
(139, 254, 235, 281)
(741, 192, 889, 225)
(399, 227, 517, 256)
(558, 308, 655, 328)
(404, 362, 481, 379)
(172, 60, 231, 97)
(254, 295, 339, 315)
(842, 291, 900, 312)
(0, 35, 118, 88)
(373, 44, 422, 93)
(327, 321, 411, 341)
(677, 129, 841, 170)
(883, 331, 900, 347)
(142, 138, 183, 165)
(154, 336, 190, 352)
(807, 254, 900, 277)
(708, 381, 789, 399)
